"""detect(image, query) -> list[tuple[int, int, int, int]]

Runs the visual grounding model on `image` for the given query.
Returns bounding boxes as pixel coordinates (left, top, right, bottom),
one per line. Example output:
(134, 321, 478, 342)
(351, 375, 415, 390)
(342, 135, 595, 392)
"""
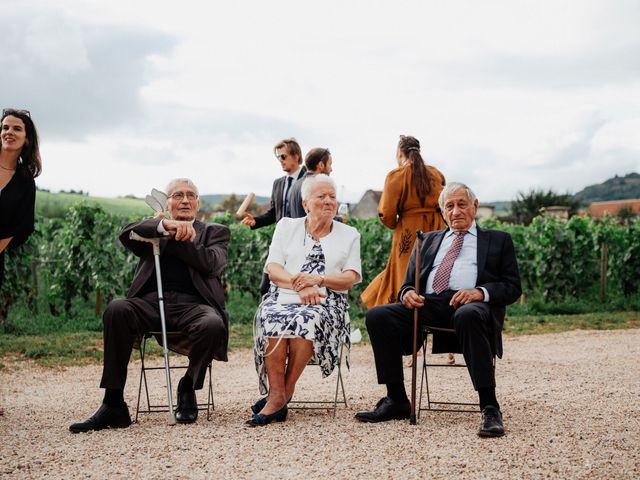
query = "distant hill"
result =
(483, 200, 511, 215)
(574, 172, 640, 204)
(36, 190, 150, 218)
(200, 194, 270, 206)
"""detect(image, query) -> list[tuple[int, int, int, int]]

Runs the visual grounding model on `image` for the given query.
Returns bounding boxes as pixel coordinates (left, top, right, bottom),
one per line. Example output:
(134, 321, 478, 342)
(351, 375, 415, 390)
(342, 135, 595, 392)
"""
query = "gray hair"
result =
(438, 182, 477, 210)
(301, 173, 336, 202)
(165, 178, 199, 196)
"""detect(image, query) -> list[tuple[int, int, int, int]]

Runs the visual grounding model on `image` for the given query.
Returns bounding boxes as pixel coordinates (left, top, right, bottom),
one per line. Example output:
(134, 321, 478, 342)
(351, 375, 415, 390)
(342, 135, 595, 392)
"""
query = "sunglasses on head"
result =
(2, 108, 31, 118)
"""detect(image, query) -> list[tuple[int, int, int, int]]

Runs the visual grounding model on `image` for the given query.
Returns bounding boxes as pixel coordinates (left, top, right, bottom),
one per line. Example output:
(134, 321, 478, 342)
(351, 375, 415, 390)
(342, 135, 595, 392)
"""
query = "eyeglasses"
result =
(169, 191, 198, 201)
(276, 153, 288, 161)
(2, 108, 31, 118)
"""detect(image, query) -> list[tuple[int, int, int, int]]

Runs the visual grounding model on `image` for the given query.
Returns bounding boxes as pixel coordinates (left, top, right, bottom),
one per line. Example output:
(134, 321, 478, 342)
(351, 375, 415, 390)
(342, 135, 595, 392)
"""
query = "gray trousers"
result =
(99, 292, 226, 391)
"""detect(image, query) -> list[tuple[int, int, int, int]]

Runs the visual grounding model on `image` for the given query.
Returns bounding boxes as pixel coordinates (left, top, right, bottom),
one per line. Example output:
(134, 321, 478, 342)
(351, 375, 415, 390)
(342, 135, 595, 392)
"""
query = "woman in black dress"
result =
(0, 108, 42, 289)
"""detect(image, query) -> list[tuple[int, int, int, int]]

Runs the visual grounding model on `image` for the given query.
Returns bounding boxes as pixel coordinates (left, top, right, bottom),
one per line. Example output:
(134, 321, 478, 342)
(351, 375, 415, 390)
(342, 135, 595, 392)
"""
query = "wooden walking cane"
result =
(410, 230, 422, 425)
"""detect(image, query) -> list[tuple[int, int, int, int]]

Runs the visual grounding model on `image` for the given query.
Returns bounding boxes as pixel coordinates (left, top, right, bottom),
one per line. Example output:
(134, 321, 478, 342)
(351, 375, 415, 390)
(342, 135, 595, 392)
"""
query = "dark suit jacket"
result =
(252, 167, 306, 228)
(119, 218, 231, 358)
(399, 226, 522, 357)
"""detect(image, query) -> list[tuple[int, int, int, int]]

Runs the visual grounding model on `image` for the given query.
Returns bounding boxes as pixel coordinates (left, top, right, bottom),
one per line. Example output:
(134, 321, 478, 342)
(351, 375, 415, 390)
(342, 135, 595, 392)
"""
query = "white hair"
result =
(438, 182, 477, 210)
(300, 173, 336, 202)
(165, 178, 199, 196)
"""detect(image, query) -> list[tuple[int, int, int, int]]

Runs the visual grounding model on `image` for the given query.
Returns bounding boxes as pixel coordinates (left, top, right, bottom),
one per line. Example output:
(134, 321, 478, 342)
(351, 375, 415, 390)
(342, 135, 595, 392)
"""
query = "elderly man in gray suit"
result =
(70, 178, 230, 432)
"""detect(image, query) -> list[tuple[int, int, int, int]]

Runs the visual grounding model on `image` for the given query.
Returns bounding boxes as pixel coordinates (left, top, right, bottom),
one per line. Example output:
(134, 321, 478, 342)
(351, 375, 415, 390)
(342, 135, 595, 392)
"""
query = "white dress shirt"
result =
(425, 222, 489, 301)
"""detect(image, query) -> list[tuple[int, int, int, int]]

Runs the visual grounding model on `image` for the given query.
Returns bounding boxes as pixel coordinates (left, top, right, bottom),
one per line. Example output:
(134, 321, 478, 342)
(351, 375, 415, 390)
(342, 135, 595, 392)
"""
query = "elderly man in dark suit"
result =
(240, 138, 306, 294)
(70, 178, 230, 433)
(356, 182, 521, 437)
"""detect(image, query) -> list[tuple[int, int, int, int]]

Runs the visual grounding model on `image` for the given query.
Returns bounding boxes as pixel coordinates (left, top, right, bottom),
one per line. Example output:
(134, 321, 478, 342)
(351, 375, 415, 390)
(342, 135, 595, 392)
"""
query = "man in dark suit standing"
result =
(70, 178, 230, 432)
(240, 138, 306, 294)
(241, 138, 306, 228)
(355, 182, 521, 437)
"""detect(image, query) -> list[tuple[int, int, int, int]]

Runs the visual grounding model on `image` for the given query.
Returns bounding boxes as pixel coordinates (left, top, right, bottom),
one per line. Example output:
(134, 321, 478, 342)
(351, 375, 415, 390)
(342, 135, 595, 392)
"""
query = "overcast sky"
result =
(3, 0, 639, 203)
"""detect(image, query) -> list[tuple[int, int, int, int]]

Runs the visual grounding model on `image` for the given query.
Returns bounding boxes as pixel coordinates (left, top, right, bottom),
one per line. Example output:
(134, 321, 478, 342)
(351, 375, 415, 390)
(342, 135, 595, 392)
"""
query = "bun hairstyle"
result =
(398, 135, 431, 204)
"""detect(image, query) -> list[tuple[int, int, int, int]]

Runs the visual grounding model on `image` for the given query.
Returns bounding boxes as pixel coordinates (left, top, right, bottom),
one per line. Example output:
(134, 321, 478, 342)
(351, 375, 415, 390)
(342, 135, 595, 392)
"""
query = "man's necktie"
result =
(432, 231, 467, 294)
(283, 176, 293, 216)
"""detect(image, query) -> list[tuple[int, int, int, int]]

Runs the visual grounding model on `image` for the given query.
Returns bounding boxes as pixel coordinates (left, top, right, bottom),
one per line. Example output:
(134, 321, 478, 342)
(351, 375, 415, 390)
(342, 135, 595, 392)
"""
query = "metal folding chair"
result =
(287, 341, 348, 419)
(134, 332, 214, 422)
(418, 325, 494, 416)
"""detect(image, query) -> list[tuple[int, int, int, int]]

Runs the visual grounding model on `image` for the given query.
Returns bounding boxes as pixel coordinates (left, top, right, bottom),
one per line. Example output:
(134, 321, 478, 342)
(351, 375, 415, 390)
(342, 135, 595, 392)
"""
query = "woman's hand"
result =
(298, 286, 327, 305)
(291, 272, 323, 292)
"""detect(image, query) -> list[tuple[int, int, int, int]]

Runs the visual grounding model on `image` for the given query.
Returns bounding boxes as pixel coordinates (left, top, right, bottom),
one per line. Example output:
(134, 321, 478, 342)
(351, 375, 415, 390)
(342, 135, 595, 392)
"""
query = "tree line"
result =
(1, 202, 639, 326)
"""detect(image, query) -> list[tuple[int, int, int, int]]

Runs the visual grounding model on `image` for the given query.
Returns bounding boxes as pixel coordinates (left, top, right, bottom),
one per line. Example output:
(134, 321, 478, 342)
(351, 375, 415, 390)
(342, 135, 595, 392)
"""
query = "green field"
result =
(36, 191, 150, 218)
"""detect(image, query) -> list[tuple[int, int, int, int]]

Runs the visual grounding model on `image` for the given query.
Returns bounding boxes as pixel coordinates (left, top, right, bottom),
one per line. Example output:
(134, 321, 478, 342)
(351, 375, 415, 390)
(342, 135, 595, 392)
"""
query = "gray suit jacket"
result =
(252, 167, 306, 228)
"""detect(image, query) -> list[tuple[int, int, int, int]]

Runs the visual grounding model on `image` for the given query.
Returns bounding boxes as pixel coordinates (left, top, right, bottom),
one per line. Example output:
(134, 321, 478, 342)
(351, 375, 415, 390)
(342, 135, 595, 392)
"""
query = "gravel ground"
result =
(1, 329, 639, 479)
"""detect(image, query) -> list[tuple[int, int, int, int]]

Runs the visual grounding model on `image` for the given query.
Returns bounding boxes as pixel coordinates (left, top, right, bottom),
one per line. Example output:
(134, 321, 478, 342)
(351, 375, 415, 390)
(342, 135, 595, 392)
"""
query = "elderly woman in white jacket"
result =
(247, 174, 361, 426)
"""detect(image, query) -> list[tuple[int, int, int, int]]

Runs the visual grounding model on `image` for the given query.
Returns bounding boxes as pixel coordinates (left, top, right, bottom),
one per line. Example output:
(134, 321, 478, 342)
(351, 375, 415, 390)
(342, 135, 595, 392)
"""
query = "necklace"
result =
(304, 218, 333, 245)
(0, 163, 16, 172)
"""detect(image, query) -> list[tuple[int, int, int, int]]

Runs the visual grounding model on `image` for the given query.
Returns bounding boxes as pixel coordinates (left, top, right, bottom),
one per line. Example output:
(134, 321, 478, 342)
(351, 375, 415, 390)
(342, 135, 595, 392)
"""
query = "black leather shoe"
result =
(175, 377, 198, 424)
(478, 405, 504, 437)
(69, 403, 131, 433)
(245, 405, 288, 427)
(354, 397, 410, 423)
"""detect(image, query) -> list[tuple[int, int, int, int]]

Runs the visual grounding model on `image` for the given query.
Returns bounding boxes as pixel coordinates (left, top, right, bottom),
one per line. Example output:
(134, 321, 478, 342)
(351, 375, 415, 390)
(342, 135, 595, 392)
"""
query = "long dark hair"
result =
(1, 108, 42, 178)
(398, 135, 431, 204)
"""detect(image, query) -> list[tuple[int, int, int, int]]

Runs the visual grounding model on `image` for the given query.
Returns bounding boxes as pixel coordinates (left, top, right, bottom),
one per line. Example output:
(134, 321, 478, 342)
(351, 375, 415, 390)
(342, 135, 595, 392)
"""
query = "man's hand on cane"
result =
(402, 289, 424, 309)
(161, 218, 197, 242)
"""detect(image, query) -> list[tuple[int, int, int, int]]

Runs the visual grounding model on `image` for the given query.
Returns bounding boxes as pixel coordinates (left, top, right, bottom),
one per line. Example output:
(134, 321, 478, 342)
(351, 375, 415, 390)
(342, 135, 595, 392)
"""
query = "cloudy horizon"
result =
(3, 0, 639, 203)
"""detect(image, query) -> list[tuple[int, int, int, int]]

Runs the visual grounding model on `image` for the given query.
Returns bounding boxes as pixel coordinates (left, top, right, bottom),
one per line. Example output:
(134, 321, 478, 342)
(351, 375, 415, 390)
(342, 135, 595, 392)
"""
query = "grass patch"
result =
(0, 331, 103, 367)
(504, 310, 640, 335)
(1, 311, 638, 368)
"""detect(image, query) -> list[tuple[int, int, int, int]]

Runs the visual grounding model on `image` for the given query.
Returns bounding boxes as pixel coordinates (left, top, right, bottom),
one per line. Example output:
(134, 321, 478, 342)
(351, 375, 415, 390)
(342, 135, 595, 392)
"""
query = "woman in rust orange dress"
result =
(361, 135, 446, 308)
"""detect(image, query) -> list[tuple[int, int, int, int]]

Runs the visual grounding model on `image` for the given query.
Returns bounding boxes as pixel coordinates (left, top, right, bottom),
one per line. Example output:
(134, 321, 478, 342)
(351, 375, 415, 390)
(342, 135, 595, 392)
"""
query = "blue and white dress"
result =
(253, 217, 362, 395)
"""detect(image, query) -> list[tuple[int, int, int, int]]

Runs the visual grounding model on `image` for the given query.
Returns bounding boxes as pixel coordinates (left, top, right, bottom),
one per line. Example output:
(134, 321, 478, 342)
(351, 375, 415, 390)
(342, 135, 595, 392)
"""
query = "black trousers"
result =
(365, 293, 496, 390)
(100, 292, 226, 391)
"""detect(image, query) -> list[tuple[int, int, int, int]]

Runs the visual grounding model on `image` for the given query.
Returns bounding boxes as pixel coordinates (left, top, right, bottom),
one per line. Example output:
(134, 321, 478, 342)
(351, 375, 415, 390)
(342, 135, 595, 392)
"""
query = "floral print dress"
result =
(254, 241, 350, 395)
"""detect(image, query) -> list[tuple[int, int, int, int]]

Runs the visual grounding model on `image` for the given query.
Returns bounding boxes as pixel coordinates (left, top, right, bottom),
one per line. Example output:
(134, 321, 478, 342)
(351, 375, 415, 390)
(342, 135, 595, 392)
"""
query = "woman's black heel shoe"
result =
(245, 405, 288, 427)
(251, 397, 268, 414)
(251, 396, 292, 414)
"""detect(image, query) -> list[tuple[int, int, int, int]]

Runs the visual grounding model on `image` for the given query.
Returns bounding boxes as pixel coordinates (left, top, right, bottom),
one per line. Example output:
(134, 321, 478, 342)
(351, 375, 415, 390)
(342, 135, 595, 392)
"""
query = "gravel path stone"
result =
(1, 329, 638, 479)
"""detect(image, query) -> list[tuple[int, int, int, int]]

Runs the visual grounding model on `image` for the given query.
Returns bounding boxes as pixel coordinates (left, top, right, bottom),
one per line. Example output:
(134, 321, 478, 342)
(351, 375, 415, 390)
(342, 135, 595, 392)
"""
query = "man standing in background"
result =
(241, 138, 306, 294)
(287, 147, 333, 219)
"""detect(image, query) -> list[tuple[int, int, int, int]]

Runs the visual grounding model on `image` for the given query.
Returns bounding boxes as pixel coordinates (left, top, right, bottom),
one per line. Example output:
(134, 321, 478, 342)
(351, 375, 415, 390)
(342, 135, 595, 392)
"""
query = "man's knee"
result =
(103, 298, 133, 327)
(365, 305, 389, 334)
(453, 303, 490, 332)
(192, 306, 226, 338)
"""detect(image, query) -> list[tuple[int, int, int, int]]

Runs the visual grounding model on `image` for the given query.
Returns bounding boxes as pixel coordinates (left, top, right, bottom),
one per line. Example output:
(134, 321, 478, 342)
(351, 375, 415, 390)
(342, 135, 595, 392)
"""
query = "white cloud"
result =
(4, 0, 640, 204)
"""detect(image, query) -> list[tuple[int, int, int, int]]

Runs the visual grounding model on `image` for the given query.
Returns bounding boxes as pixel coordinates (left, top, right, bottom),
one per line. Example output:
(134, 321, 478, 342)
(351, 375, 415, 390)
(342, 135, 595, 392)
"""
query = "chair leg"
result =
(332, 344, 347, 419)
(135, 336, 151, 423)
(207, 363, 214, 421)
(418, 337, 427, 419)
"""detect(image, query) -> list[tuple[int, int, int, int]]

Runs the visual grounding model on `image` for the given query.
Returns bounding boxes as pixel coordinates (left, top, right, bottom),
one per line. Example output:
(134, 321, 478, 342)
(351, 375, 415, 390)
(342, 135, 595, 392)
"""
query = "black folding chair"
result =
(418, 325, 495, 416)
(287, 341, 348, 419)
(134, 332, 214, 422)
